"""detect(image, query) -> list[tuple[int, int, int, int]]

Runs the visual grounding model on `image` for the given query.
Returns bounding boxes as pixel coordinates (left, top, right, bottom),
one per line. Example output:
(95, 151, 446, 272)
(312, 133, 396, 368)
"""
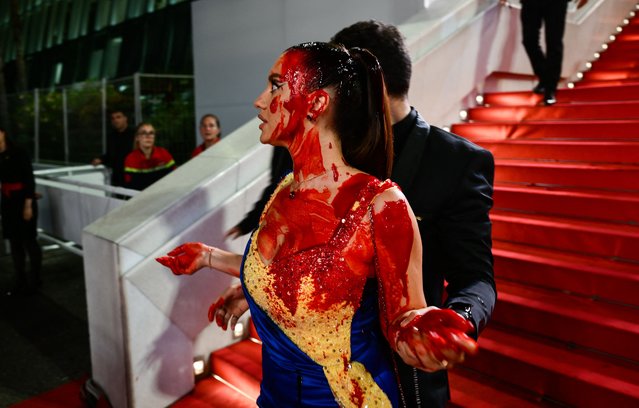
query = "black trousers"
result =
(521, 0, 569, 92)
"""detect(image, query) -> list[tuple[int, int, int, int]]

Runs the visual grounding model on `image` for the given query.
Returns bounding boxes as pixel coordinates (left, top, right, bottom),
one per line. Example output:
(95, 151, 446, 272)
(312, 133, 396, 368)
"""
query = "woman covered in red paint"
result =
(157, 42, 476, 407)
(123, 123, 176, 191)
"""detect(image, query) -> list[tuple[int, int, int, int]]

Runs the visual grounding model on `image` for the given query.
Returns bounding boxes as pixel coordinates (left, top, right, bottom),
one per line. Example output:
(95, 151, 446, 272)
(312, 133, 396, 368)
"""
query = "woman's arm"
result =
(371, 187, 477, 372)
(156, 242, 243, 278)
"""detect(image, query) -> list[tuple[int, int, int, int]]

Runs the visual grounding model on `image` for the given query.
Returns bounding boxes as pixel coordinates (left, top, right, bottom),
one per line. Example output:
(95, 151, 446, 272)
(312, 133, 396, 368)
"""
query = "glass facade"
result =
(1, 0, 193, 91)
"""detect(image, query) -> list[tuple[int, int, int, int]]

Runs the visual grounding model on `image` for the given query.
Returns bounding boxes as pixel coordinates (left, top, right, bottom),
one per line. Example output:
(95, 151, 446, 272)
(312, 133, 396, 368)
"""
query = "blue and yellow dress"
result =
(241, 174, 400, 407)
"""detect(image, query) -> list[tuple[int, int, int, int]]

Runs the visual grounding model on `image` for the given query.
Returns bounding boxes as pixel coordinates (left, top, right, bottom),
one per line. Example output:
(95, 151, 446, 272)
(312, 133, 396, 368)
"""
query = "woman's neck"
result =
(290, 129, 346, 184)
(140, 146, 153, 159)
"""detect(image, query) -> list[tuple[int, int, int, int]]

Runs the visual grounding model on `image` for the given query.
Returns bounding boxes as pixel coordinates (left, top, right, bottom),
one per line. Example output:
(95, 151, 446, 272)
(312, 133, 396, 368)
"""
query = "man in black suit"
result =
(92, 108, 135, 187)
(329, 21, 496, 408)
(226, 20, 496, 408)
(502, 0, 589, 105)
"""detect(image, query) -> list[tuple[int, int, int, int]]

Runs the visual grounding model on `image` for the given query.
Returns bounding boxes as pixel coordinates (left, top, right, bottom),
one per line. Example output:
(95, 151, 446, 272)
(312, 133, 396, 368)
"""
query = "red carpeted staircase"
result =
(173, 9, 639, 408)
(448, 10, 639, 408)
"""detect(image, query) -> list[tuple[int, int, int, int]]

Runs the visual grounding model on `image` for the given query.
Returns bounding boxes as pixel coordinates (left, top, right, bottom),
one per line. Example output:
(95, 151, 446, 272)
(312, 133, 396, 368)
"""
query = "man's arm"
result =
(442, 148, 496, 339)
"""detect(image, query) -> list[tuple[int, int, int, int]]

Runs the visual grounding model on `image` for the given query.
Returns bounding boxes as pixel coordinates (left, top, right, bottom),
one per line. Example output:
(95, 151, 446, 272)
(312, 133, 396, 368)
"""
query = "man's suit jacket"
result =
(392, 109, 496, 407)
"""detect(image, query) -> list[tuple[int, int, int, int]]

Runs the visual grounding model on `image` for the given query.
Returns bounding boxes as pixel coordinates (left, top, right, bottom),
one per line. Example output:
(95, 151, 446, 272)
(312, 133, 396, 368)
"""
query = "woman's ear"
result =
(307, 90, 330, 122)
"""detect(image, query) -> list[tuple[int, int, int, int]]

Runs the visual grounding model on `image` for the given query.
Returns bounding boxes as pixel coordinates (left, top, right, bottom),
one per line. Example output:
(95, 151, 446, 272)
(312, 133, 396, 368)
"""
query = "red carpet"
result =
(9, 378, 86, 408)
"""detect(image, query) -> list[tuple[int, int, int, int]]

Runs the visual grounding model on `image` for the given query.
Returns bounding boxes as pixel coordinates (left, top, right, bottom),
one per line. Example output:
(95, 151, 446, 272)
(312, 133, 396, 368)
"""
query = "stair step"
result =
(581, 69, 639, 82)
(476, 140, 639, 164)
(451, 120, 639, 141)
(491, 209, 639, 261)
(493, 240, 639, 306)
(494, 159, 639, 192)
(591, 60, 639, 70)
(494, 280, 639, 362)
(480, 84, 639, 106)
(449, 368, 551, 407)
(466, 101, 639, 122)
(494, 184, 639, 223)
(172, 376, 257, 408)
(577, 77, 639, 87)
(209, 339, 262, 401)
(463, 326, 639, 407)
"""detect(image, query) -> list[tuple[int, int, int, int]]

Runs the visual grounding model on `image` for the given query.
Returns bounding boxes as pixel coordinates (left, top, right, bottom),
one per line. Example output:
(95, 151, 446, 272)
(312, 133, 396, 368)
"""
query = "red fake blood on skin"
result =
(269, 95, 280, 113)
(395, 309, 477, 361)
(373, 200, 413, 316)
(331, 163, 339, 181)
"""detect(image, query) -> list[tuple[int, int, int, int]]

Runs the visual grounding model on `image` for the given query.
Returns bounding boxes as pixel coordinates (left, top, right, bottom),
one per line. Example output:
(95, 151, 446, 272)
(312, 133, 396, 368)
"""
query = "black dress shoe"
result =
(544, 91, 556, 106)
(532, 82, 545, 94)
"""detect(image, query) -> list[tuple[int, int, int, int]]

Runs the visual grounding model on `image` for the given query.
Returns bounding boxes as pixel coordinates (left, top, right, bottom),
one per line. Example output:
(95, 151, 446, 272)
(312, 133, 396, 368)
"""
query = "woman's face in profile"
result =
(254, 51, 311, 147)
(199, 116, 220, 142)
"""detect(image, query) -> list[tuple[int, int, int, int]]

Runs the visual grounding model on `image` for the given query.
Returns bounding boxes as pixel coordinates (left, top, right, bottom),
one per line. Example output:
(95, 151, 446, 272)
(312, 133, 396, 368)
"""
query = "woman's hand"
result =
(156, 242, 212, 275)
(208, 284, 249, 330)
(394, 307, 478, 372)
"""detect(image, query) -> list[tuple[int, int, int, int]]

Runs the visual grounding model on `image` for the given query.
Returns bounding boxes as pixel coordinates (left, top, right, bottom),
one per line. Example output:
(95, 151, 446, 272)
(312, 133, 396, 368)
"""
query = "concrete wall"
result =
(191, 0, 424, 136)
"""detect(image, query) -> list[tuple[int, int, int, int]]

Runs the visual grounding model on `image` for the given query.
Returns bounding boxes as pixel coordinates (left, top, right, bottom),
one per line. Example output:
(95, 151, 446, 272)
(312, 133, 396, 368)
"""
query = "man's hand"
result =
(156, 242, 211, 275)
(208, 284, 249, 330)
(91, 158, 102, 166)
(395, 307, 478, 372)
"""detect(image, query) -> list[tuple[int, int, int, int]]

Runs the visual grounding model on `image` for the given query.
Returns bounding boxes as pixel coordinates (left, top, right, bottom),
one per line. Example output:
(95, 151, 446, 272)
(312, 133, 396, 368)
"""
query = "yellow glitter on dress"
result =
(243, 173, 394, 407)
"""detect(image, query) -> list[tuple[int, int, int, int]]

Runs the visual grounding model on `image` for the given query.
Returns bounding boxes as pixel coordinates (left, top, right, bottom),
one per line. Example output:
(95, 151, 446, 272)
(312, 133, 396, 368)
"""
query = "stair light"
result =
(193, 357, 206, 376)
(593, 52, 600, 59)
(623, 19, 630, 25)
(609, 35, 616, 41)
(459, 110, 468, 121)
(567, 82, 575, 89)
(616, 26, 623, 32)
(475, 94, 484, 105)
(576, 72, 584, 79)
(233, 321, 245, 339)
(442, 126, 451, 132)
(630, 11, 635, 17)
(601, 43, 608, 50)
(585, 62, 592, 69)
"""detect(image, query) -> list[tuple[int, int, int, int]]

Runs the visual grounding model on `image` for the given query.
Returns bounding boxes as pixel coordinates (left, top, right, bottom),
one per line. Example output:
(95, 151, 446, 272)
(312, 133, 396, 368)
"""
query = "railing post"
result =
(62, 87, 69, 163)
(34, 88, 40, 163)
(102, 78, 107, 154)
(133, 73, 142, 123)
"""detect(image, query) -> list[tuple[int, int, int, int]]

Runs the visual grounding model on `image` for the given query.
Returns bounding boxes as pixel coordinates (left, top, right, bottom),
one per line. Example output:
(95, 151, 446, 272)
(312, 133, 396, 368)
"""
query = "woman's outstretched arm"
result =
(156, 242, 243, 278)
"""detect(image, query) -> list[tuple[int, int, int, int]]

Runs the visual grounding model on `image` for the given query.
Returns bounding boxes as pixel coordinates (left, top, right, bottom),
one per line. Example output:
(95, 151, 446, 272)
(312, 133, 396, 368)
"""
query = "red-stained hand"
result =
(395, 307, 478, 372)
(208, 284, 249, 330)
(156, 242, 210, 275)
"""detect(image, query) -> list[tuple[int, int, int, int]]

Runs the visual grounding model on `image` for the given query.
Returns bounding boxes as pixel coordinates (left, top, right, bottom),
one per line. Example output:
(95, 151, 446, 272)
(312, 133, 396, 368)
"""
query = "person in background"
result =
(191, 114, 222, 158)
(501, 0, 589, 105)
(0, 127, 42, 295)
(123, 123, 176, 191)
(157, 41, 478, 407)
(92, 109, 135, 186)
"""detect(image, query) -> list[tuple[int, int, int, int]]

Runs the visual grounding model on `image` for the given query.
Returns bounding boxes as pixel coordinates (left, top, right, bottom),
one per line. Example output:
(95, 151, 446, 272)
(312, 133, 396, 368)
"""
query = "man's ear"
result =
(307, 90, 330, 121)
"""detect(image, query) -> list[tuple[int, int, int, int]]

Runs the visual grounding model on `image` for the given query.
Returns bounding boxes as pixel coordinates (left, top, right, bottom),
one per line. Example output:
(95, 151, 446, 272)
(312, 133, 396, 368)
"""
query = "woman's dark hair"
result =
(199, 114, 222, 137)
(285, 42, 393, 179)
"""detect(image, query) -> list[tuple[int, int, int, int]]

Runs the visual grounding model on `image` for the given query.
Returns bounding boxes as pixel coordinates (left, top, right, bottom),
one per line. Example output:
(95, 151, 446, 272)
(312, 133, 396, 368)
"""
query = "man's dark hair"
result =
(331, 20, 411, 98)
(109, 107, 129, 117)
